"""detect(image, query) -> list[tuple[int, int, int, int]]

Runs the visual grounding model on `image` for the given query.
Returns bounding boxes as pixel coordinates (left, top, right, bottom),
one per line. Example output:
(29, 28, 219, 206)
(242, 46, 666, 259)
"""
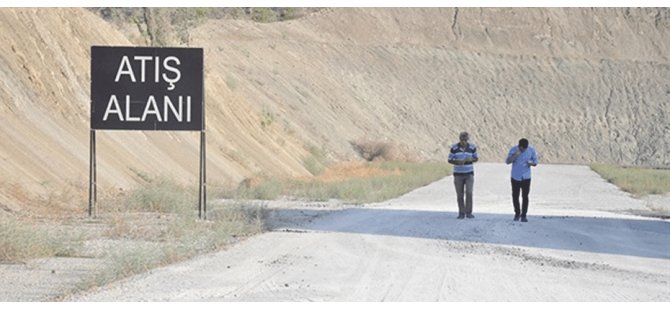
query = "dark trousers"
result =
(511, 178, 531, 217)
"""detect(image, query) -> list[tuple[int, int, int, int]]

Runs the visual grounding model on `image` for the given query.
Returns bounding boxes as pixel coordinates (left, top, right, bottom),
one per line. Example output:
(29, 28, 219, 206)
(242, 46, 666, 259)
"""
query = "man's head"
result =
(459, 132, 469, 143)
(518, 138, 529, 150)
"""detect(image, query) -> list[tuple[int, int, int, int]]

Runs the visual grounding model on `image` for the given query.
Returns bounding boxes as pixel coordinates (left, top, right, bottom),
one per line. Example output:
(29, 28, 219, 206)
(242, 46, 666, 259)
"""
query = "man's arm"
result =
(505, 147, 519, 165)
(469, 149, 479, 164)
(448, 150, 463, 165)
(527, 149, 538, 167)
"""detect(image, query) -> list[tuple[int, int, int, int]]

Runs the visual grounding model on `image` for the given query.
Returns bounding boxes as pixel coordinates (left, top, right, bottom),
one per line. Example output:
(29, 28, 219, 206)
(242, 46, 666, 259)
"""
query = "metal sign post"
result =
(199, 130, 206, 219)
(198, 60, 207, 220)
(88, 129, 96, 217)
(90, 46, 205, 218)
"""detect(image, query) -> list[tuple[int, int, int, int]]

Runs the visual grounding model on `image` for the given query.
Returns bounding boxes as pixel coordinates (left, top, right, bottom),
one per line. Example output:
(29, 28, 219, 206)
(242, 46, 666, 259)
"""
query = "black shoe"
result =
(513, 214, 520, 221)
(457, 213, 465, 219)
(521, 217, 528, 222)
(466, 213, 474, 219)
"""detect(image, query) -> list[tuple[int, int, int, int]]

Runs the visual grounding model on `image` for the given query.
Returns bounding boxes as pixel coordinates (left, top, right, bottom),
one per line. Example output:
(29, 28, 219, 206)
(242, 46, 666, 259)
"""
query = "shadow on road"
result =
(266, 207, 670, 260)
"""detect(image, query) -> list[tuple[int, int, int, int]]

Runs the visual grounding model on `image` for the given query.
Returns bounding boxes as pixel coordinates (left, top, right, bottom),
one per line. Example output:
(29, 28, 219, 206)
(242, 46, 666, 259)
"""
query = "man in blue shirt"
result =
(448, 132, 479, 219)
(505, 138, 538, 222)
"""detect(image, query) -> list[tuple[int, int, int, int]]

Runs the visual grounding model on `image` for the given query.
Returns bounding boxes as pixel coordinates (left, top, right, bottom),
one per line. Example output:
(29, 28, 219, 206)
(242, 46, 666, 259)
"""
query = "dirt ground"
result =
(57, 163, 670, 302)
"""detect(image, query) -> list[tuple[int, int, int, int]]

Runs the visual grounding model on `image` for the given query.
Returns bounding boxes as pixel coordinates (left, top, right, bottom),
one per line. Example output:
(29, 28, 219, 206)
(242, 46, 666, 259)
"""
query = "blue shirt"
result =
(448, 143, 478, 174)
(506, 145, 538, 181)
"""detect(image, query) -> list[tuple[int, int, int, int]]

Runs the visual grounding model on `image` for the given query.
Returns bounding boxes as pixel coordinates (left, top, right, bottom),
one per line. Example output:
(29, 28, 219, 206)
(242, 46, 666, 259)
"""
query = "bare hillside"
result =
(189, 7, 669, 166)
(0, 7, 668, 213)
(0, 8, 310, 213)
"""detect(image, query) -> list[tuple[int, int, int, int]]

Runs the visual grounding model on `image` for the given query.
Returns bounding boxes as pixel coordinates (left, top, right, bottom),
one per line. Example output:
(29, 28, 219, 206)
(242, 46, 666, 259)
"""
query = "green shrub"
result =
(251, 8, 277, 23)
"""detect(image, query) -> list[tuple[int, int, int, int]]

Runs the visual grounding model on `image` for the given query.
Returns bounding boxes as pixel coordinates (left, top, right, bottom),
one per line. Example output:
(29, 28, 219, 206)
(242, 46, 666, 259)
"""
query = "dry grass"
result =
(0, 216, 79, 263)
(314, 161, 401, 182)
(590, 164, 670, 196)
(1, 174, 266, 300)
(73, 176, 265, 289)
(224, 161, 452, 203)
(79, 201, 265, 290)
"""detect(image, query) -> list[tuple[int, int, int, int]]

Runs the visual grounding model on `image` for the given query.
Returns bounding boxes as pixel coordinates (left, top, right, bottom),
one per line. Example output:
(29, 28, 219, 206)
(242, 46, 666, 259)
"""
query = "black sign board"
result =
(91, 46, 203, 131)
